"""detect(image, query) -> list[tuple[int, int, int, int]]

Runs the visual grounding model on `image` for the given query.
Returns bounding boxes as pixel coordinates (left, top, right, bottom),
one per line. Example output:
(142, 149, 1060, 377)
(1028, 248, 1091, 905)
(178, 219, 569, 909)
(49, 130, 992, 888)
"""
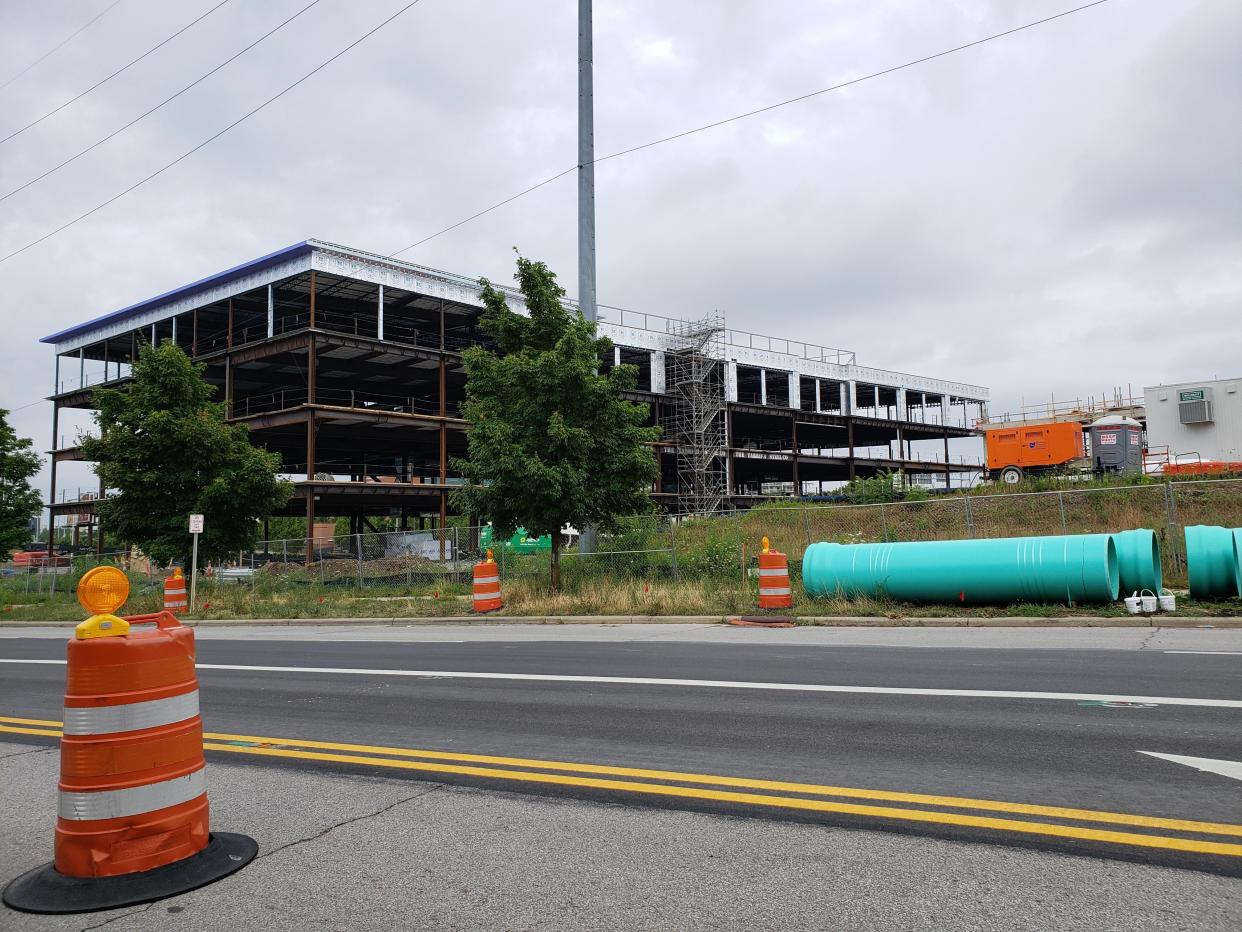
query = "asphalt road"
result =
(2, 625, 1240, 878)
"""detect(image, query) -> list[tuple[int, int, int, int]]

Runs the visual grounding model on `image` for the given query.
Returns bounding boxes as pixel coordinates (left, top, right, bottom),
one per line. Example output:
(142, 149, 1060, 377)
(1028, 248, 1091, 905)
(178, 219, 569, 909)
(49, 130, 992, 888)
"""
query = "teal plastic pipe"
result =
(802, 534, 1119, 605)
(1112, 529, 1162, 594)
(1184, 525, 1242, 598)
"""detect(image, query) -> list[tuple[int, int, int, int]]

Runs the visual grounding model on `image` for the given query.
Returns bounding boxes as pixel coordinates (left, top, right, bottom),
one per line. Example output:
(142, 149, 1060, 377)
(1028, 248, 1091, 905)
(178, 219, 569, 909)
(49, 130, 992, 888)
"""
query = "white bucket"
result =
(1124, 591, 1142, 615)
(1158, 588, 1177, 612)
(1140, 589, 1158, 614)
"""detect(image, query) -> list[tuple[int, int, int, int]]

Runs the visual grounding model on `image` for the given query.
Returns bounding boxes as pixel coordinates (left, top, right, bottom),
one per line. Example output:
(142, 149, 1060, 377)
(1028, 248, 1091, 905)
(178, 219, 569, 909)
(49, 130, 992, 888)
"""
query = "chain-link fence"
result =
(736, 478, 1242, 587)
(10, 479, 1238, 609)
(228, 526, 481, 592)
(217, 478, 1241, 592)
(1, 549, 167, 614)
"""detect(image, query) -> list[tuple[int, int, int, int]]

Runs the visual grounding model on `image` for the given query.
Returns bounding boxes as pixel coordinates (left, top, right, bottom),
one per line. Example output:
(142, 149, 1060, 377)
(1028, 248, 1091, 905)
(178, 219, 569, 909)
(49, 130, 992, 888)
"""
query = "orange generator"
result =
(983, 422, 1085, 485)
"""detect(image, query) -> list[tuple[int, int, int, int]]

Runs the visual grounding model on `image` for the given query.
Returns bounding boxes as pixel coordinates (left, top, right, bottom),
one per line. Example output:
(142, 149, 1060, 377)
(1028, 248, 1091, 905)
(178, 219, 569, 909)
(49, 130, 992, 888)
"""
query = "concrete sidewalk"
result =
(2, 740, 1238, 931)
(6, 621, 1242, 650)
(3, 613, 1241, 628)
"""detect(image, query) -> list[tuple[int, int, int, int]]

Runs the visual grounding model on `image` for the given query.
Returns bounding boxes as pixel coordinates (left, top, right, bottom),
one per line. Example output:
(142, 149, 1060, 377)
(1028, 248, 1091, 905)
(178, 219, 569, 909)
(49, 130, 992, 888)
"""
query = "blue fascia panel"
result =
(40, 240, 313, 345)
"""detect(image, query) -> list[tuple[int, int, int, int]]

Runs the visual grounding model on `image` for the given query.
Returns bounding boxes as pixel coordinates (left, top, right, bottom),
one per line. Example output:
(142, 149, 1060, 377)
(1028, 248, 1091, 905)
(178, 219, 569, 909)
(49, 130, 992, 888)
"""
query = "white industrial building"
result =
(1144, 377, 1242, 468)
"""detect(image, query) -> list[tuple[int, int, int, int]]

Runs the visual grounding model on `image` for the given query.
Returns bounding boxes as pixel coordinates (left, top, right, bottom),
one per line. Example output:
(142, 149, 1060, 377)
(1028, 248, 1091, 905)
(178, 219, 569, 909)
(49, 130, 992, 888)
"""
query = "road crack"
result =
(256, 783, 443, 862)
(79, 901, 153, 931)
(1138, 626, 1162, 650)
(0, 744, 56, 760)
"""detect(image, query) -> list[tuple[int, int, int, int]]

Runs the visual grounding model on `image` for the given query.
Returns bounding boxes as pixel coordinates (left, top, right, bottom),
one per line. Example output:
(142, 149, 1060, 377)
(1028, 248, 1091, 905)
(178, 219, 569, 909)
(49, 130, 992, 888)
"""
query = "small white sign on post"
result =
(188, 514, 204, 611)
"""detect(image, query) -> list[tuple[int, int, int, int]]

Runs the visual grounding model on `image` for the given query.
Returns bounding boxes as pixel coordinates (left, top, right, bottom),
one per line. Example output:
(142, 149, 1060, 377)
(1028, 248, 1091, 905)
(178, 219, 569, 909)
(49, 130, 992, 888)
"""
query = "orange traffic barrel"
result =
(2, 567, 256, 915)
(163, 567, 187, 613)
(757, 537, 793, 610)
(472, 549, 503, 613)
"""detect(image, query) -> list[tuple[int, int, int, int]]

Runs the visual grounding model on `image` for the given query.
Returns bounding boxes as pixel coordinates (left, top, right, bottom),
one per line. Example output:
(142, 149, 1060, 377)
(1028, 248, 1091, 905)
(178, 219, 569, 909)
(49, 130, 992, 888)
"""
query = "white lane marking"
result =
(1139, 752, 1242, 782)
(252, 639, 468, 643)
(1163, 651, 1242, 655)
(2, 658, 1239, 708)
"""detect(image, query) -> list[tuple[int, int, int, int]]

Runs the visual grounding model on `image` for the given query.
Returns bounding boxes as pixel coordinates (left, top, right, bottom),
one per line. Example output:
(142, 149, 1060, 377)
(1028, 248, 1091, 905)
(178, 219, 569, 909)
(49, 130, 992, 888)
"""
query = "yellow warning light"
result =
(486, 548, 495, 563)
(75, 567, 132, 640)
(761, 536, 771, 555)
(78, 566, 130, 615)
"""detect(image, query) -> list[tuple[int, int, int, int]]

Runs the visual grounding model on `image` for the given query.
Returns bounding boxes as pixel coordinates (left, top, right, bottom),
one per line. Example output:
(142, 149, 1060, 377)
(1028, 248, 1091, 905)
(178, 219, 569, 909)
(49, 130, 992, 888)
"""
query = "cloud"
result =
(0, 0, 1237, 504)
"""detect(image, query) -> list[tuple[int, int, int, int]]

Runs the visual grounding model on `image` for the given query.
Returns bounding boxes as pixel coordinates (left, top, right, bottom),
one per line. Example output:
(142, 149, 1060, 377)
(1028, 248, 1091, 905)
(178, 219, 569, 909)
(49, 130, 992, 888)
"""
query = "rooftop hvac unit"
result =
(1178, 387, 1214, 424)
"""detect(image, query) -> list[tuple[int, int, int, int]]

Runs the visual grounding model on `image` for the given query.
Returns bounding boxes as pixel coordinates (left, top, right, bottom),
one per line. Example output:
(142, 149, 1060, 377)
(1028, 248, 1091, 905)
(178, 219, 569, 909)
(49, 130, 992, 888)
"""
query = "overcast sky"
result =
(1, 0, 1238, 500)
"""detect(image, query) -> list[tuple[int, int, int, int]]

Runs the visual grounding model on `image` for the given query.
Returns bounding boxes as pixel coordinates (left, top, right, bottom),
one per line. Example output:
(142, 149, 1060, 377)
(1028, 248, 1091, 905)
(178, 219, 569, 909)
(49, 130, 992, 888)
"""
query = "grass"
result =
(4, 571, 1238, 622)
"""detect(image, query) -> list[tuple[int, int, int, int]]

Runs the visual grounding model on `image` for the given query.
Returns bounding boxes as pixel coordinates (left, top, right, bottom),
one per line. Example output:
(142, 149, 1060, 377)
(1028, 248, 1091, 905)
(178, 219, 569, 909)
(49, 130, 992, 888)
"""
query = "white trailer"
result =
(1144, 377, 1242, 470)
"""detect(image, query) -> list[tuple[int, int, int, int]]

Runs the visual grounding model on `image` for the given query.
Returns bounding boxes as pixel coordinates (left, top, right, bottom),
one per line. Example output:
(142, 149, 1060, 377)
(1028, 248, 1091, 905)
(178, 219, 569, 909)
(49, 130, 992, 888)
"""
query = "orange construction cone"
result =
(163, 567, 187, 614)
(472, 549, 503, 613)
(3, 566, 256, 915)
(757, 537, 793, 610)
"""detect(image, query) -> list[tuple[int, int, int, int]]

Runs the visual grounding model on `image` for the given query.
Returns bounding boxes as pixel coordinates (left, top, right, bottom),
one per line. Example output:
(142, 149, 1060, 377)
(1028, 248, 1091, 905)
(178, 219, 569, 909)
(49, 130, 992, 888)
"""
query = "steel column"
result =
(791, 416, 799, 496)
(47, 399, 59, 556)
(305, 410, 317, 558)
(377, 285, 384, 341)
(307, 334, 317, 405)
(847, 420, 856, 480)
(943, 426, 951, 490)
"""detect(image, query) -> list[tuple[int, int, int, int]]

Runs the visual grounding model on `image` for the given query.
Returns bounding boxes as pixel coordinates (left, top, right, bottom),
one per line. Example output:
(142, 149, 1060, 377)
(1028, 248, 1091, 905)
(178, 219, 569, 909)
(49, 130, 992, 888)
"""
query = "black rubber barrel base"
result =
(2, 832, 258, 915)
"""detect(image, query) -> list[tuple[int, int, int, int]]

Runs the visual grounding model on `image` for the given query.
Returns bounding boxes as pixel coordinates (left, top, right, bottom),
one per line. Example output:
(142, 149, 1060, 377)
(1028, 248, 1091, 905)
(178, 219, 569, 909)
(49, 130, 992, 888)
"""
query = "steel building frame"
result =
(41, 240, 989, 551)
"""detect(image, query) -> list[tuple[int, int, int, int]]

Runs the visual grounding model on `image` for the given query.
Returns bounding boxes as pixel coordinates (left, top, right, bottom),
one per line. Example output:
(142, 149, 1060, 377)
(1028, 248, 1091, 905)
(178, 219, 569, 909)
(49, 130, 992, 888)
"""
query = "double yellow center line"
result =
(3, 715, 1240, 859)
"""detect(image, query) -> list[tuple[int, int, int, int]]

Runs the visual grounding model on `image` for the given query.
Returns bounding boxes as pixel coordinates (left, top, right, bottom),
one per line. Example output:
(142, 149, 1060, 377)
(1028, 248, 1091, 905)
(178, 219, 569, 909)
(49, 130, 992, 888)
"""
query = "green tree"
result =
(81, 342, 292, 566)
(0, 409, 43, 560)
(453, 255, 660, 589)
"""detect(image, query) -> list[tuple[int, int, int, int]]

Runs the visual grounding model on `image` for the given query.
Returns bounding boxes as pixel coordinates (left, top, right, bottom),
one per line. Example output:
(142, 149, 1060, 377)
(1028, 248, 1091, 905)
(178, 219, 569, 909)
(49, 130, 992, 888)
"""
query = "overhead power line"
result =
(0, 0, 234, 148)
(390, 0, 1114, 258)
(0, 0, 125, 92)
(4, 398, 49, 415)
(0, 0, 325, 206)
(0, 0, 427, 267)
(390, 167, 580, 257)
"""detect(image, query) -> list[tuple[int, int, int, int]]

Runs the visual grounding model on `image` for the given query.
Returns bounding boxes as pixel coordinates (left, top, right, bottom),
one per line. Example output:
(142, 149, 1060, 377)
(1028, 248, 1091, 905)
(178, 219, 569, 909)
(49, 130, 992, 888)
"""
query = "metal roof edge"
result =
(39, 240, 314, 345)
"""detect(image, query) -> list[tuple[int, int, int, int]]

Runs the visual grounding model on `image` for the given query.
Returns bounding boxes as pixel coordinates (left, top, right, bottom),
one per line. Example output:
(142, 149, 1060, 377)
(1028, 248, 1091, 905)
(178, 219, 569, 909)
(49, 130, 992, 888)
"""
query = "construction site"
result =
(41, 239, 989, 547)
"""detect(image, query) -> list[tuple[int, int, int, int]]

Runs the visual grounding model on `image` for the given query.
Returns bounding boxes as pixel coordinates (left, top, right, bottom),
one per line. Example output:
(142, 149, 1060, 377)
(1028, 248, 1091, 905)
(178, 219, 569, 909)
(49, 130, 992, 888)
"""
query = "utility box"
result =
(1088, 416, 1143, 474)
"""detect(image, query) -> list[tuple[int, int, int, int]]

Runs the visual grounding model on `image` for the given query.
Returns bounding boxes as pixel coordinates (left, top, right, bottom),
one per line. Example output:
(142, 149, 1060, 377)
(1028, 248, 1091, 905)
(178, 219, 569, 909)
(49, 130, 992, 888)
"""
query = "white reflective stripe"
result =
(757, 568, 788, 577)
(760, 586, 792, 596)
(474, 575, 500, 585)
(59, 768, 206, 821)
(63, 690, 199, 736)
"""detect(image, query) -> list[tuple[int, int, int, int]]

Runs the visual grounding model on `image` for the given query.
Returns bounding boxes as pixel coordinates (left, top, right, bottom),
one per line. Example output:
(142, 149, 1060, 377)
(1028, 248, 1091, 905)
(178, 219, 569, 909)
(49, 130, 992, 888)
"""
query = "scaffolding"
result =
(667, 312, 727, 515)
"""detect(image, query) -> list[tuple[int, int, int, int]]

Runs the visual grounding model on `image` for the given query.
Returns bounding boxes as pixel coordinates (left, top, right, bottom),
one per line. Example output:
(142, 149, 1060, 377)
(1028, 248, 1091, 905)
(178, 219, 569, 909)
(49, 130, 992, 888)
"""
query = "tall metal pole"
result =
(578, 0, 596, 323)
(189, 532, 199, 612)
(577, 0, 599, 556)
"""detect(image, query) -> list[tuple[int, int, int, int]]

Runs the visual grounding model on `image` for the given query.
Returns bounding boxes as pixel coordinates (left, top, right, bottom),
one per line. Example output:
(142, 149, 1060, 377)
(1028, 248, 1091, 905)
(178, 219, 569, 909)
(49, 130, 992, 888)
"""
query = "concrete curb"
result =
(2, 615, 1239, 628)
(794, 616, 1242, 628)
